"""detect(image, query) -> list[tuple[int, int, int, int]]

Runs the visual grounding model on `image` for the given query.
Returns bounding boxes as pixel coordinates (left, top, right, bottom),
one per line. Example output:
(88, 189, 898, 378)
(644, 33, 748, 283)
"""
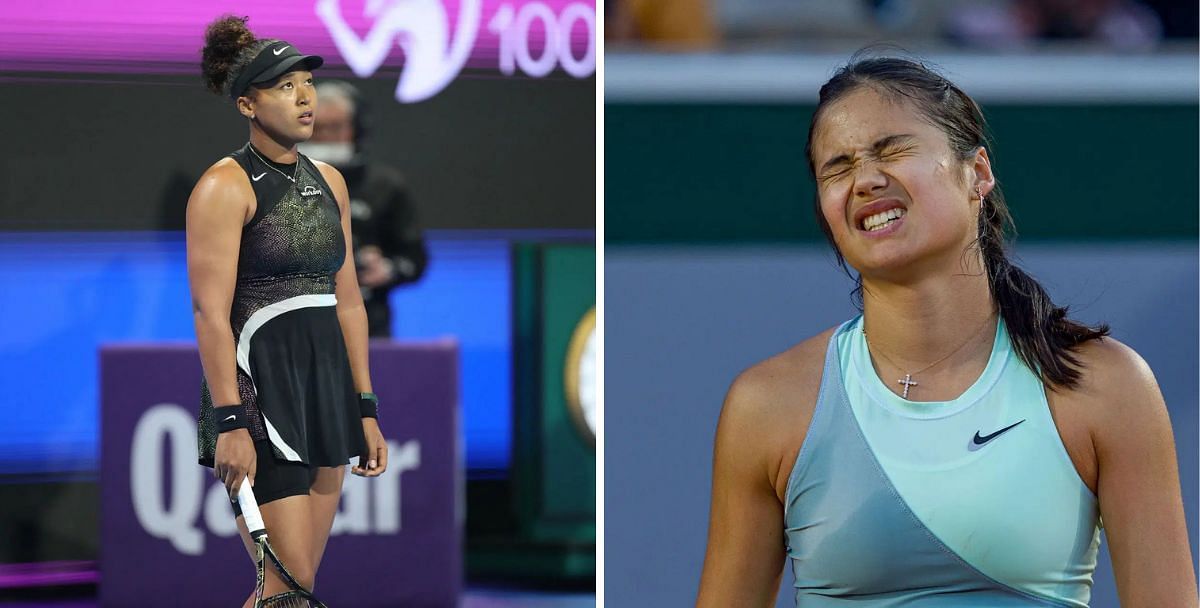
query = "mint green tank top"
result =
(783, 316, 1101, 606)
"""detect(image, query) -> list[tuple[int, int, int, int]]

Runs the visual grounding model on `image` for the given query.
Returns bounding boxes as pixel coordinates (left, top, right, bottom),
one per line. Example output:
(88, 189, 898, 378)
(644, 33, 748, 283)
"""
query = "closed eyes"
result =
(819, 166, 851, 182)
(818, 136, 917, 182)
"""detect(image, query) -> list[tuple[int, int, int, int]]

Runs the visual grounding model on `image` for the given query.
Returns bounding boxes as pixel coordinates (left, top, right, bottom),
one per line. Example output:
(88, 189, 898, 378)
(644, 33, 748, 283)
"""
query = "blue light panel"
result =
(0, 232, 511, 474)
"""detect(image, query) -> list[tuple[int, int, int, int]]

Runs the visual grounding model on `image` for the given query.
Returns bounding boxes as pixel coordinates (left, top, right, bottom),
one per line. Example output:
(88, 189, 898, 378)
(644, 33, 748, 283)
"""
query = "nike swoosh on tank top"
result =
(197, 144, 368, 469)
(782, 316, 1099, 607)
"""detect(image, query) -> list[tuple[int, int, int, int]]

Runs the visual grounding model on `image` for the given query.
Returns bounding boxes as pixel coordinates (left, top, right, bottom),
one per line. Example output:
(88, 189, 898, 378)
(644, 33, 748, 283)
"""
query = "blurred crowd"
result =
(606, 0, 1197, 51)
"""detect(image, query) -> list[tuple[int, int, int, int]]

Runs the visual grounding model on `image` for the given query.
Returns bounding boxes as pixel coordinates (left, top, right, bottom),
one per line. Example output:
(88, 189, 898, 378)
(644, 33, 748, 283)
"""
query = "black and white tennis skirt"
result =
(199, 294, 368, 468)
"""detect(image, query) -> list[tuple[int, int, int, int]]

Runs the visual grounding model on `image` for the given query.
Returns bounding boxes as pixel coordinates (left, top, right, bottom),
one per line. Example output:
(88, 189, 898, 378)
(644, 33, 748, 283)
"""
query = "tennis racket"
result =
(235, 478, 329, 608)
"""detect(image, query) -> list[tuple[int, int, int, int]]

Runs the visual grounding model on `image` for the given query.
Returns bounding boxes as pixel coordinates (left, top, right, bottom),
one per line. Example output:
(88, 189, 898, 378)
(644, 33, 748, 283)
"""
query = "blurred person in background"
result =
(944, 0, 1165, 49)
(627, 0, 1186, 50)
(605, 0, 719, 48)
(299, 80, 428, 338)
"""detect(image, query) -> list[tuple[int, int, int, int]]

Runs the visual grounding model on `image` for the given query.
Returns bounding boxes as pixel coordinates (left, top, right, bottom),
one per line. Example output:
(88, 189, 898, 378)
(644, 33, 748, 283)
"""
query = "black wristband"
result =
(214, 404, 248, 433)
(358, 392, 379, 419)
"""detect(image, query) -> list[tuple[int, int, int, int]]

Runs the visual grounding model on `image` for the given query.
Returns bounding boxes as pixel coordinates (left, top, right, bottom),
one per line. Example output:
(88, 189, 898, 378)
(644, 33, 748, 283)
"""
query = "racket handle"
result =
(235, 477, 268, 539)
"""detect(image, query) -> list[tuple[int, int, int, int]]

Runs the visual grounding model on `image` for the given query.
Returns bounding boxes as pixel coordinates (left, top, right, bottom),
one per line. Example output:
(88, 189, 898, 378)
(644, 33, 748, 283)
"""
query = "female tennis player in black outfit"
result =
(188, 15, 388, 607)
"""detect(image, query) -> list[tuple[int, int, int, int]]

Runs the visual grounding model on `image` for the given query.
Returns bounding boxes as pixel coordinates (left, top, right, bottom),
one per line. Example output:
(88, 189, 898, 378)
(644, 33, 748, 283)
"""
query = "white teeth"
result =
(861, 208, 906, 231)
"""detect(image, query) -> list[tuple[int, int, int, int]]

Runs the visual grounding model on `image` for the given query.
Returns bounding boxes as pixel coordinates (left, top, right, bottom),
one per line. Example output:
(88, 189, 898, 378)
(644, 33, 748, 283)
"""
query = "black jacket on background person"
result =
(340, 161, 428, 338)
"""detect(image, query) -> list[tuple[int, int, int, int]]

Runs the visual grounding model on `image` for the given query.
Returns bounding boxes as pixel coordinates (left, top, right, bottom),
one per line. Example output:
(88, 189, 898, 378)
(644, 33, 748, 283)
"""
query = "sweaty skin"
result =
(696, 87, 1196, 607)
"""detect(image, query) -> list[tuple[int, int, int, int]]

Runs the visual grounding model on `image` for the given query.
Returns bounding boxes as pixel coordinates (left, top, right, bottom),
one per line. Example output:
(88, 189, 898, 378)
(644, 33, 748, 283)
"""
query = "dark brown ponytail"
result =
(200, 15, 271, 98)
(806, 53, 1109, 390)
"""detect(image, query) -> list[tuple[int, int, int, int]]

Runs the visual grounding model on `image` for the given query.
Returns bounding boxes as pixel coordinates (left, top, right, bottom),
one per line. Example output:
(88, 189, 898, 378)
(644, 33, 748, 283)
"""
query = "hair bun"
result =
(201, 15, 257, 96)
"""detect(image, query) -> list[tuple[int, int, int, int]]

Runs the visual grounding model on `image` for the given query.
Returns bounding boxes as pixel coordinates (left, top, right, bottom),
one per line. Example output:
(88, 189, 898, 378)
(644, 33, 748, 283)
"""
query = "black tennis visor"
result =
(229, 41, 324, 100)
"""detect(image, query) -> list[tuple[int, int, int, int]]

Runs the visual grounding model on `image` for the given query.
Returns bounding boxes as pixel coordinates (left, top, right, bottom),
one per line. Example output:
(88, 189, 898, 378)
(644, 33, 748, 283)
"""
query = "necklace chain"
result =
(863, 313, 995, 397)
(247, 144, 300, 184)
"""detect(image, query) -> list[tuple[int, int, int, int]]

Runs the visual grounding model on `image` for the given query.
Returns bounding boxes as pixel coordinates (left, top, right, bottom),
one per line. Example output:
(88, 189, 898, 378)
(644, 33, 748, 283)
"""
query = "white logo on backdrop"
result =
(131, 404, 421, 555)
(486, 2, 595, 78)
(317, 0, 482, 103)
(316, 0, 596, 103)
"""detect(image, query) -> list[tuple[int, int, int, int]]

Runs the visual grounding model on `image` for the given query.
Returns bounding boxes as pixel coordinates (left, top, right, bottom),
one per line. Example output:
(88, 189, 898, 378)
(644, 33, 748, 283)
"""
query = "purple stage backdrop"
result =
(2, 0, 596, 102)
(99, 341, 460, 608)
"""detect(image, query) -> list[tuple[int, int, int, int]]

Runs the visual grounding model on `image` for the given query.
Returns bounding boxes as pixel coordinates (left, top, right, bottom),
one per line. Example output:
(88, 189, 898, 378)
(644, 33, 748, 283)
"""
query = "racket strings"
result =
(256, 543, 326, 608)
(260, 591, 313, 607)
(254, 543, 269, 606)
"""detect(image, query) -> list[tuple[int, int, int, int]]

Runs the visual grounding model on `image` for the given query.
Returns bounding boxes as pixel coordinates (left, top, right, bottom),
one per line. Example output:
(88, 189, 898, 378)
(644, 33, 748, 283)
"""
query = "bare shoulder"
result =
(720, 327, 840, 497)
(1065, 337, 1169, 447)
(187, 158, 252, 220)
(1070, 337, 1162, 411)
(194, 157, 247, 192)
(726, 327, 838, 417)
(311, 160, 349, 207)
(312, 160, 347, 189)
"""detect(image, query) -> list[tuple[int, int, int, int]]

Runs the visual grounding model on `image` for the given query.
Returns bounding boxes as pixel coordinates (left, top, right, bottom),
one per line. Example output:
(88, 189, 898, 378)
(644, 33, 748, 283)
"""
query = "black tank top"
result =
(197, 143, 364, 467)
(233, 143, 344, 292)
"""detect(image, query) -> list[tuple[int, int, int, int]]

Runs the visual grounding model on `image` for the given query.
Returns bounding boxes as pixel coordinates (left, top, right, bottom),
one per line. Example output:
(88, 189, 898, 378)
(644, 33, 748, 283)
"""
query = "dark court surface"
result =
(0, 587, 596, 608)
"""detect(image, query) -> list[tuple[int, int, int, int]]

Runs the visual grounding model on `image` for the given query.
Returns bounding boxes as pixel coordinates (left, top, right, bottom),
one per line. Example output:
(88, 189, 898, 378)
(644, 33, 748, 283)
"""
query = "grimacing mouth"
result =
(852, 198, 908, 232)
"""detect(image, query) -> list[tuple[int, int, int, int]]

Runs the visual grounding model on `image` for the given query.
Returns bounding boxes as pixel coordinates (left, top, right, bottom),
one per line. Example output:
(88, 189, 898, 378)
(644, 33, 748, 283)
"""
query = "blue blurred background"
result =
(0, 232, 514, 475)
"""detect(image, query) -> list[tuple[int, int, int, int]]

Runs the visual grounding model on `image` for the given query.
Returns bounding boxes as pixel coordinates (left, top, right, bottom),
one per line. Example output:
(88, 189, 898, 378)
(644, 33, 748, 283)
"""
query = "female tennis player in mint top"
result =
(696, 56, 1196, 607)
(188, 15, 388, 607)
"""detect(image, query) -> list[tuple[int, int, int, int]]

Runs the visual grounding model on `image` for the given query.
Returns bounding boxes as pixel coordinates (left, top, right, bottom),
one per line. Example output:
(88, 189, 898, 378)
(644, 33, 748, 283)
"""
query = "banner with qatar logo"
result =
(0, 0, 595, 102)
(99, 341, 460, 607)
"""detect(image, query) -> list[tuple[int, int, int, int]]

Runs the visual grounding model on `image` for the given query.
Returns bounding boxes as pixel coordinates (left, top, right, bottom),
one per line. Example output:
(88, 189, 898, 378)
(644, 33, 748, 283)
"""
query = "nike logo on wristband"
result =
(223, 415, 237, 422)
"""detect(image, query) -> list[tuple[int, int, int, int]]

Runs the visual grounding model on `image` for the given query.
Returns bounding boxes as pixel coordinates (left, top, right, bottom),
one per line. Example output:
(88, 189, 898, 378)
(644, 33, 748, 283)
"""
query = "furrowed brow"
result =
(819, 153, 853, 174)
(872, 134, 916, 152)
(819, 134, 917, 174)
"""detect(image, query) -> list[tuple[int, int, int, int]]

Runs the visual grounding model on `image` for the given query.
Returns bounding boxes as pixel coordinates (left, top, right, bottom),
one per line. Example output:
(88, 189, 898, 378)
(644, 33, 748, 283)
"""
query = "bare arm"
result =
(317, 161, 388, 477)
(1087, 340, 1197, 607)
(186, 160, 257, 494)
(186, 161, 251, 407)
(696, 371, 788, 607)
(317, 162, 373, 394)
